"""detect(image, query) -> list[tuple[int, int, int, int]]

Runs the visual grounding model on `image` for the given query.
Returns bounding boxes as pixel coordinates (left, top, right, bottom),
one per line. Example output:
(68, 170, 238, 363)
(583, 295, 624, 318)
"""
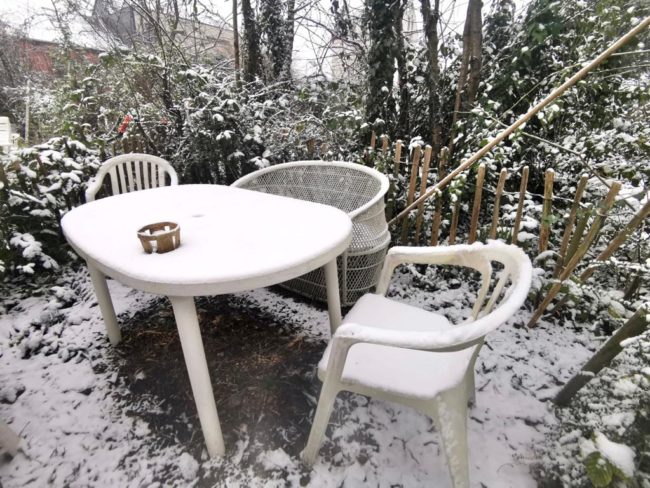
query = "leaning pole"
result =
(389, 16, 650, 227)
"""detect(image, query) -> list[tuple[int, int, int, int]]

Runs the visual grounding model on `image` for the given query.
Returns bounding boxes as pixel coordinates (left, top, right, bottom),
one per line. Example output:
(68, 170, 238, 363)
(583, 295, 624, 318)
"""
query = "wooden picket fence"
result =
(102, 131, 649, 326)
(365, 133, 650, 326)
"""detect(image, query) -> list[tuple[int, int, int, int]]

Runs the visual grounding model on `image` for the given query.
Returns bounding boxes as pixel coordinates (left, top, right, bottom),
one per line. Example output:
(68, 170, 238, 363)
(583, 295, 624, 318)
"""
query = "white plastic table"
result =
(61, 184, 352, 457)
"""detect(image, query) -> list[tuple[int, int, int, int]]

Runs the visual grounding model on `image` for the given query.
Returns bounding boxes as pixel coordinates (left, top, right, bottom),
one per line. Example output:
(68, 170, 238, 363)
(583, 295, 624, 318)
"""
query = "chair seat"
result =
(318, 294, 477, 400)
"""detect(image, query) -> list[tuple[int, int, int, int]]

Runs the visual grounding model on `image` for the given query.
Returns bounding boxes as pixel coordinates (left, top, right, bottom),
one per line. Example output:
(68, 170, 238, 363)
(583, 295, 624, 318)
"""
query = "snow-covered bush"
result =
(535, 307, 650, 487)
(0, 137, 100, 277)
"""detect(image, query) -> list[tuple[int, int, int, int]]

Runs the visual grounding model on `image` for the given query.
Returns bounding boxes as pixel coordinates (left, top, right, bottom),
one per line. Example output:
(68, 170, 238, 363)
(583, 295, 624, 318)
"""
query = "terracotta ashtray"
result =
(137, 221, 181, 254)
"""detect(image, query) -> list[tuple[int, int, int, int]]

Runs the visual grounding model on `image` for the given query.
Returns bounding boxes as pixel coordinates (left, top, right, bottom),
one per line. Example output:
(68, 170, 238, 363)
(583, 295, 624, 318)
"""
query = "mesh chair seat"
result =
(232, 161, 390, 305)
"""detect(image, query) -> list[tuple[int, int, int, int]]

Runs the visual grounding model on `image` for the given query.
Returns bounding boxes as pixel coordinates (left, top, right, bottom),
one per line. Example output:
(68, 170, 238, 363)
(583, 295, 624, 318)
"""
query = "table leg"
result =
(324, 257, 342, 335)
(87, 264, 121, 345)
(169, 296, 225, 457)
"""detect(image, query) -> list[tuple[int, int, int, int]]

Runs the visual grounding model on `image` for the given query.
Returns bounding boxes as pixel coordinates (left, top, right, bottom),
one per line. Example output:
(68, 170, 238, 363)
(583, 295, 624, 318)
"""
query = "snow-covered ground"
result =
(0, 265, 594, 487)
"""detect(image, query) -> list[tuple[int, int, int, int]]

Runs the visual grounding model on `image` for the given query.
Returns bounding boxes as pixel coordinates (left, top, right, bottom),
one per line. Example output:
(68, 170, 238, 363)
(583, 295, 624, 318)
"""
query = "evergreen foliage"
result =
(364, 0, 399, 131)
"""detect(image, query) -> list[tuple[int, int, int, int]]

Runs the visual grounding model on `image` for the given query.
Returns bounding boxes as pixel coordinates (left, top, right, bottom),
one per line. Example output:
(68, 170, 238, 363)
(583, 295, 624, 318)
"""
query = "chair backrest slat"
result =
(85, 153, 178, 202)
(142, 160, 150, 189)
(134, 159, 143, 191)
(108, 167, 120, 196)
(150, 163, 158, 188)
(116, 163, 127, 195)
(125, 160, 135, 192)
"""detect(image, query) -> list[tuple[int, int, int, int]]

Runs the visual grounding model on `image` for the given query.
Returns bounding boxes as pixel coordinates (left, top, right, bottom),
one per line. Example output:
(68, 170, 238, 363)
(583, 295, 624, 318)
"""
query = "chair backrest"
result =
(231, 161, 389, 219)
(376, 242, 532, 349)
(85, 153, 178, 202)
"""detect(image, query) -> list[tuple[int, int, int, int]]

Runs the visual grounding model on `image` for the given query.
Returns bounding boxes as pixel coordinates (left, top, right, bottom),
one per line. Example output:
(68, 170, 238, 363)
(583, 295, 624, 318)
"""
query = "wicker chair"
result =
(232, 161, 390, 306)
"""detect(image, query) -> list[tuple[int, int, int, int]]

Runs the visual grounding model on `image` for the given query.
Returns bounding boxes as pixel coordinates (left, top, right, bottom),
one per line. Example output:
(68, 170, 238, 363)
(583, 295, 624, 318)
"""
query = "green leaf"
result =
(585, 452, 614, 488)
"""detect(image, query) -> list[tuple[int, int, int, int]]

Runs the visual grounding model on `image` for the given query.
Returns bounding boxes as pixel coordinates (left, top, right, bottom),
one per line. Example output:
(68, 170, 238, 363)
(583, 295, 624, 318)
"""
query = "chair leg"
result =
(466, 370, 476, 407)
(301, 385, 339, 465)
(430, 388, 470, 488)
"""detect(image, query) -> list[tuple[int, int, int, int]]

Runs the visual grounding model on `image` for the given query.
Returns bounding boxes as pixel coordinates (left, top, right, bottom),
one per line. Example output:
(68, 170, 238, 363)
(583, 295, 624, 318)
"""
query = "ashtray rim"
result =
(137, 221, 181, 254)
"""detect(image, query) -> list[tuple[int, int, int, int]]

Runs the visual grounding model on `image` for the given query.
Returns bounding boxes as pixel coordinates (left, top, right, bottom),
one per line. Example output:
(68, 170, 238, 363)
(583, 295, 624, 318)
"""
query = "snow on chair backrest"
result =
(85, 153, 179, 202)
(374, 241, 532, 347)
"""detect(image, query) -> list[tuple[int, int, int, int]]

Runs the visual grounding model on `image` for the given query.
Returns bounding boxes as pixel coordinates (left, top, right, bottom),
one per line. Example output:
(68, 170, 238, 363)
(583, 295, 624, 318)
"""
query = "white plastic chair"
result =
(85, 153, 178, 202)
(301, 241, 532, 488)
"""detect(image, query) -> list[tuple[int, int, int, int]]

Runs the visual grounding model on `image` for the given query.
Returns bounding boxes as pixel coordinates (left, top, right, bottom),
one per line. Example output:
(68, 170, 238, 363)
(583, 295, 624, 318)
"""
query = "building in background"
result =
(90, 0, 234, 61)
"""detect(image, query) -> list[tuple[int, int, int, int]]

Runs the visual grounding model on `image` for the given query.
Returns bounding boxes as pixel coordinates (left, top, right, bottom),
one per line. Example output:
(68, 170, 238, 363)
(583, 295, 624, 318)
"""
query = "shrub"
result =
(0, 137, 100, 277)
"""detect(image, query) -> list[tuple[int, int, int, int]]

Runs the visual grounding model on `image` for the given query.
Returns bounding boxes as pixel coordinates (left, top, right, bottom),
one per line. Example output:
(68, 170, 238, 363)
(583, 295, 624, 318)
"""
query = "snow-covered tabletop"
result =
(61, 184, 353, 458)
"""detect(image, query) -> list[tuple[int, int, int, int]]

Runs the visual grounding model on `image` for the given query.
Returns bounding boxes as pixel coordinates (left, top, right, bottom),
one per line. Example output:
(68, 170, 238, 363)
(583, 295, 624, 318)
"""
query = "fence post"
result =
(528, 182, 621, 327)
(415, 145, 433, 245)
(381, 135, 389, 155)
(449, 199, 460, 245)
(511, 166, 529, 244)
(400, 145, 421, 244)
(489, 168, 508, 239)
(539, 168, 555, 253)
(553, 174, 589, 278)
(468, 163, 486, 244)
(386, 140, 403, 220)
(430, 147, 449, 246)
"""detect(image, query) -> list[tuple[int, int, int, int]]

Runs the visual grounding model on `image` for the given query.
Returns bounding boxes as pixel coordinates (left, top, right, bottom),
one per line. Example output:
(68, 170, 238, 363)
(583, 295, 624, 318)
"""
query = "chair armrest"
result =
(376, 243, 491, 295)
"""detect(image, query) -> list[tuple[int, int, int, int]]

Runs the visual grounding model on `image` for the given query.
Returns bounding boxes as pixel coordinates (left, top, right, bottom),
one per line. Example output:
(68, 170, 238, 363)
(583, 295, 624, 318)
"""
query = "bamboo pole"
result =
(430, 147, 449, 246)
(449, 200, 460, 244)
(528, 182, 621, 327)
(552, 200, 650, 315)
(552, 174, 589, 278)
(415, 145, 433, 245)
(539, 168, 555, 253)
(388, 17, 650, 228)
(579, 199, 650, 281)
(370, 131, 377, 150)
(489, 168, 508, 239)
(512, 166, 529, 244)
(565, 211, 590, 266)
(401, 145, 422, 244)
(554, 306, 649, 406)
(468, 163, 486, 244)
(307, 138, 315, 157)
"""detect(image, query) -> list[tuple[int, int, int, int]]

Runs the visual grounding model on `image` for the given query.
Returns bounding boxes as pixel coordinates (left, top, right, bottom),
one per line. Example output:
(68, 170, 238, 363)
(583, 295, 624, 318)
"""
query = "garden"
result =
(0, 0, 648, 486)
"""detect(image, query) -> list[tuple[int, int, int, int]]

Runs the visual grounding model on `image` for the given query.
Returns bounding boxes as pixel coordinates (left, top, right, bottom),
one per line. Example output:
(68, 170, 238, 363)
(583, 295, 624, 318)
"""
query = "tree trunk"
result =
(420, 0, 442, 156)
(395, 0, 410, 138)
(232, 0, 241, 84)
(365, 0, 399, 128)
(241, 0, 260, 81)
(448, 0, 482, 156)
(284, 0, 295, 79)
(466, 0, 483, 105)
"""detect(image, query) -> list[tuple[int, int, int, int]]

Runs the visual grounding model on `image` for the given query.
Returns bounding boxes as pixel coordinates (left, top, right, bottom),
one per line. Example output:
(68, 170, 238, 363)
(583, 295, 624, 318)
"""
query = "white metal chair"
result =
(85, 153, 178, 202)
(301, 241, 532, 488)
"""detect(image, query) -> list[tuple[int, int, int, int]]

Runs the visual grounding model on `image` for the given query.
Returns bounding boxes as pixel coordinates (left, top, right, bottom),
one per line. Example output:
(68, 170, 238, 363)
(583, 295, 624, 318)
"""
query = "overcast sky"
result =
(0, 0, 530, 76)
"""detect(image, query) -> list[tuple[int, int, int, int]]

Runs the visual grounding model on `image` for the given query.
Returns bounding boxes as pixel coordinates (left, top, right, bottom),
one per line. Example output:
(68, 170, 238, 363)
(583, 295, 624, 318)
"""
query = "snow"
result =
(594, 432, 636, 478)
(0, 263, 597, 487)
(61, 185, 352, 294)
(179, 452, 200, 480)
